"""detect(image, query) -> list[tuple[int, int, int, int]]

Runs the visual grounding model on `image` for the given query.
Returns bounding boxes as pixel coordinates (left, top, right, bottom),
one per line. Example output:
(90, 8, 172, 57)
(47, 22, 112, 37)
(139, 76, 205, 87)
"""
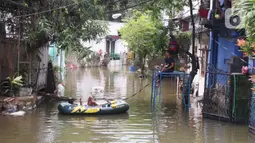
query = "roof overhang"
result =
(106, 35, 120, 41)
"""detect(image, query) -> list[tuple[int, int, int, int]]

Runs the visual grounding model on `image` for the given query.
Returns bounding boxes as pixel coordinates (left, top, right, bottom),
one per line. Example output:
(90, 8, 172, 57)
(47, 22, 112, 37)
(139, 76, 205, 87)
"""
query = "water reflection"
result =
(0, 67, 254, 143)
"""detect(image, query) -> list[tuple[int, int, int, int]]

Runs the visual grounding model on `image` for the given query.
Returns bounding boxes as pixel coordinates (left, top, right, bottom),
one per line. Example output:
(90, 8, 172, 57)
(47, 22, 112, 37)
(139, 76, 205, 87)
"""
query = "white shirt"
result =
(57, 84, 64, 97)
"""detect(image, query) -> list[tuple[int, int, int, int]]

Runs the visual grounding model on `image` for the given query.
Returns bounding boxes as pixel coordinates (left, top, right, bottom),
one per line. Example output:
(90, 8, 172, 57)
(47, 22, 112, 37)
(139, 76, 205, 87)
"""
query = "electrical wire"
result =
(106, 0, 153, 14)
(12, 1, 83, 18)
(8, 0, 153, 18)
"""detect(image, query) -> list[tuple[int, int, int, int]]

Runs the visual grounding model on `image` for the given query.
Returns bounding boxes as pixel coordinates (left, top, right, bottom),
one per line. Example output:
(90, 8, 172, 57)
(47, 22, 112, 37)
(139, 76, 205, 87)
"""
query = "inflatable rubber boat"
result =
(58, 100, 129, 115)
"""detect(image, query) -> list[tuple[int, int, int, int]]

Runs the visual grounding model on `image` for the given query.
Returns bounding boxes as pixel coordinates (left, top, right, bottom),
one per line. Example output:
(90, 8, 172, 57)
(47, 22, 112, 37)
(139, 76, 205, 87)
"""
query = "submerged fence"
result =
(203, 64, 251, 123)
(250, 84, 255, 134)
(151, 69, 191, 110)
(203, 64, 231, 121)
(250, 94, 255, 134)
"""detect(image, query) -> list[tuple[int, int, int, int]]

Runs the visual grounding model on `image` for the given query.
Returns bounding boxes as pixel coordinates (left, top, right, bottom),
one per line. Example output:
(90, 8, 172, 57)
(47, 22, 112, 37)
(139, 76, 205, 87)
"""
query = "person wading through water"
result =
(156, 50, 175, 87)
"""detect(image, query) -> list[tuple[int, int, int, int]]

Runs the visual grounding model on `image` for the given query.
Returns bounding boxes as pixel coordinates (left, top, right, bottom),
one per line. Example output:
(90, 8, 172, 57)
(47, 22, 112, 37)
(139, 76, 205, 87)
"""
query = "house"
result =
(48, 44, 65, 81)
(0, 37, 49, 91)
(198, 0, 253, 125)
(198, 0, 245, 75)
(175, 1, 209, 97)
(81, 21, 128, 60)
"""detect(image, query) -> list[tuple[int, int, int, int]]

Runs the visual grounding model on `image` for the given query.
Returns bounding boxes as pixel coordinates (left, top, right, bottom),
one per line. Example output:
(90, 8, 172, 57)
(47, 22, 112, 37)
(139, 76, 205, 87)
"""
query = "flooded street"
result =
(0, 66, 255, 143)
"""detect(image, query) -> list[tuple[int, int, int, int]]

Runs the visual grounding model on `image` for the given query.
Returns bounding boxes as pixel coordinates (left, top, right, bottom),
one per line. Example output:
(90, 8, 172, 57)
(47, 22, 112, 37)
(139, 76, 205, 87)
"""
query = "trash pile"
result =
(0, 96, 37, 116)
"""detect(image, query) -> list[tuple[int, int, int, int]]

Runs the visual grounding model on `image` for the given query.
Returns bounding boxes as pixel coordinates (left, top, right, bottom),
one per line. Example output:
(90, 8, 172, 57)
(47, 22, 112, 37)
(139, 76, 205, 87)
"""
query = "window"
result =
(181, 20, 189, 31)
(200, 46, 208, 77)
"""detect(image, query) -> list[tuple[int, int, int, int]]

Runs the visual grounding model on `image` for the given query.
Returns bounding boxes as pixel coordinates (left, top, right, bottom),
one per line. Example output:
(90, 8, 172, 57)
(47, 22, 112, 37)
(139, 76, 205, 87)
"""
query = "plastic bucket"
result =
(129, 66, 136, 72)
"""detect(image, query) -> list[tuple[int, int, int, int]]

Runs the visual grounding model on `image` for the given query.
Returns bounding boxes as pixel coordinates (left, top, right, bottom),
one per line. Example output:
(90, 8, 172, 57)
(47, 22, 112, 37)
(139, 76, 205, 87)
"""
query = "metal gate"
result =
(151, 69, 191, 110)
(202, 64, 231, 121)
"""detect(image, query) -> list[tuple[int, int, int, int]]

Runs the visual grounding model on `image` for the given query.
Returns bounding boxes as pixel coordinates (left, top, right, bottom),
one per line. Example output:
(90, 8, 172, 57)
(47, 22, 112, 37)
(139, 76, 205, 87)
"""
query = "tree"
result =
(139, 0, 198, 84)
(187, 0, 199, 85)
(0, 0, 109, 54)
(119, 10, 167, 75)
(235, 0, 255, 57)
(236, 0, 255, 37)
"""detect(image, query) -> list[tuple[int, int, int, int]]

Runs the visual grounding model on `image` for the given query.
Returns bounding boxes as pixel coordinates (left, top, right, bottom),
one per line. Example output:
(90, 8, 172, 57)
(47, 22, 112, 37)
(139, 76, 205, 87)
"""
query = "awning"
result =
(106, 35, 120, 41)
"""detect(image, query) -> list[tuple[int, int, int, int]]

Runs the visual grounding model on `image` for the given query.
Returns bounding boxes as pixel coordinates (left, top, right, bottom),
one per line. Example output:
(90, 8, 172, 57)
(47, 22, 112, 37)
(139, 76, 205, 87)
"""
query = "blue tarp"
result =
(49, 44, 57, 61)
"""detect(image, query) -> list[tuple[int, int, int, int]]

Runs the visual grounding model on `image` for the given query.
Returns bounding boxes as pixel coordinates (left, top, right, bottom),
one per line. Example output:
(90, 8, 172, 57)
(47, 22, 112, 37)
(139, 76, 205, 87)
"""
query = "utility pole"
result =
(189, 0, 195, 56)
(187, 0, 198, 84)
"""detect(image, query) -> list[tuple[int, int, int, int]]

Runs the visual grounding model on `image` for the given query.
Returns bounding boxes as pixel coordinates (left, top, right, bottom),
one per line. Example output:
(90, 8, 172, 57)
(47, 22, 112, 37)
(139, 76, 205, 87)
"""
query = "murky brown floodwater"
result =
(0, 65, 255, 143)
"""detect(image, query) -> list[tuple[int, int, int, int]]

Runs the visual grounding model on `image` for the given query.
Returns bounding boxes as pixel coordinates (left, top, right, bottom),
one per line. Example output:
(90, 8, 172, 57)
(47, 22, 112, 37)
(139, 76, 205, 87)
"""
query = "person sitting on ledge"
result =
(156, 50, 175, 86)
(163, 50, 175, 72)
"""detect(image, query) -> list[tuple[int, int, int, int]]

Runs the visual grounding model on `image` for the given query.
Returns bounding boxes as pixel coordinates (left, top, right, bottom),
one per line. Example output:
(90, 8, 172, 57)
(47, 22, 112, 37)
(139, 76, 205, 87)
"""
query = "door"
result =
(106, 40, 110, 54)
(111, 41, 115, 54)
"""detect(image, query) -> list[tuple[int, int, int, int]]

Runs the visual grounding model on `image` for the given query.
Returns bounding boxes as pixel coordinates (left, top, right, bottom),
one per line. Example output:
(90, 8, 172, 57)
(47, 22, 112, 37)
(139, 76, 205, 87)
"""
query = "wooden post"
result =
(17, 8, 21, 76)
(29, 52, 32, 84)
(176, 76, 179, 97)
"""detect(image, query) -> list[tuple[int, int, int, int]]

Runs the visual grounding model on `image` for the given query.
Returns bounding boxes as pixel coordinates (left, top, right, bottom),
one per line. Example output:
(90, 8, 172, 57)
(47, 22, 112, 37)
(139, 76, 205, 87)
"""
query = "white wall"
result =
(107, 22, 125, 35)
(176, 1, 199, 18)
(57, 50, 65, 80)
(115, 39, 127, 54)
(178, 2, 209, 97)
(81, 21, 128, 54)
(82, 39, 106, 53)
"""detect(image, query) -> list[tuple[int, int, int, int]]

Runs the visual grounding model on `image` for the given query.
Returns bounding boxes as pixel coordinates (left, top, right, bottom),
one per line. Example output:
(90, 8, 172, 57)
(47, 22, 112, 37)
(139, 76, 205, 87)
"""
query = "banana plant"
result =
(6, 73, 23, 96)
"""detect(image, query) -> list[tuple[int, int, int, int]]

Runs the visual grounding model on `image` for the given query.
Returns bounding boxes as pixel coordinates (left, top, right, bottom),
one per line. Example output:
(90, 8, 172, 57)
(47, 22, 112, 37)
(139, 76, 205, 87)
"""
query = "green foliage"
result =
(7, 76, 23, 87)
(119, 10, 167, 57)
(175, 32, 192, 52)
(53, 65, 62, 83)
(33, 0, 108, 52)
(236, 0, 255, 36)
(236, 0, 255, 56)
(53, 65, 62, 73)
(6, 73, 24, 92)
(120, 0, 189, 57)
(75, 47, 93, 61)
(1, 0, 108, 54)
(120, 0, 187, 19)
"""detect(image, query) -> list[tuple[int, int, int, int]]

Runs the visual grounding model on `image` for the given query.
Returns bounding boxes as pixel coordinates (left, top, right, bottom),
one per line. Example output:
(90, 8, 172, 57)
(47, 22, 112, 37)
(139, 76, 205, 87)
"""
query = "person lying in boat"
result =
(87, 96, 98, 106)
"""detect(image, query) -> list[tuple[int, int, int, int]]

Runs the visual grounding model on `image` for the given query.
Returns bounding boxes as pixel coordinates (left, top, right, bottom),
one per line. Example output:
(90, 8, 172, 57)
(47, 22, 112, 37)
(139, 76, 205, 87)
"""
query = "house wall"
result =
(188, 36, 209, 96)
(196, 33, 209, 96)
(182, 23, 209, 96)
(206, 34, 243, 87)
(49, 44, 65, 81)
(0, 38, 49, 90)
(0, 39, 17, 80)
(34, 44, 49, 90)
(81, 21, 128, 54)
(217, 37, 242, 71)
(176, 0, 210, 96)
